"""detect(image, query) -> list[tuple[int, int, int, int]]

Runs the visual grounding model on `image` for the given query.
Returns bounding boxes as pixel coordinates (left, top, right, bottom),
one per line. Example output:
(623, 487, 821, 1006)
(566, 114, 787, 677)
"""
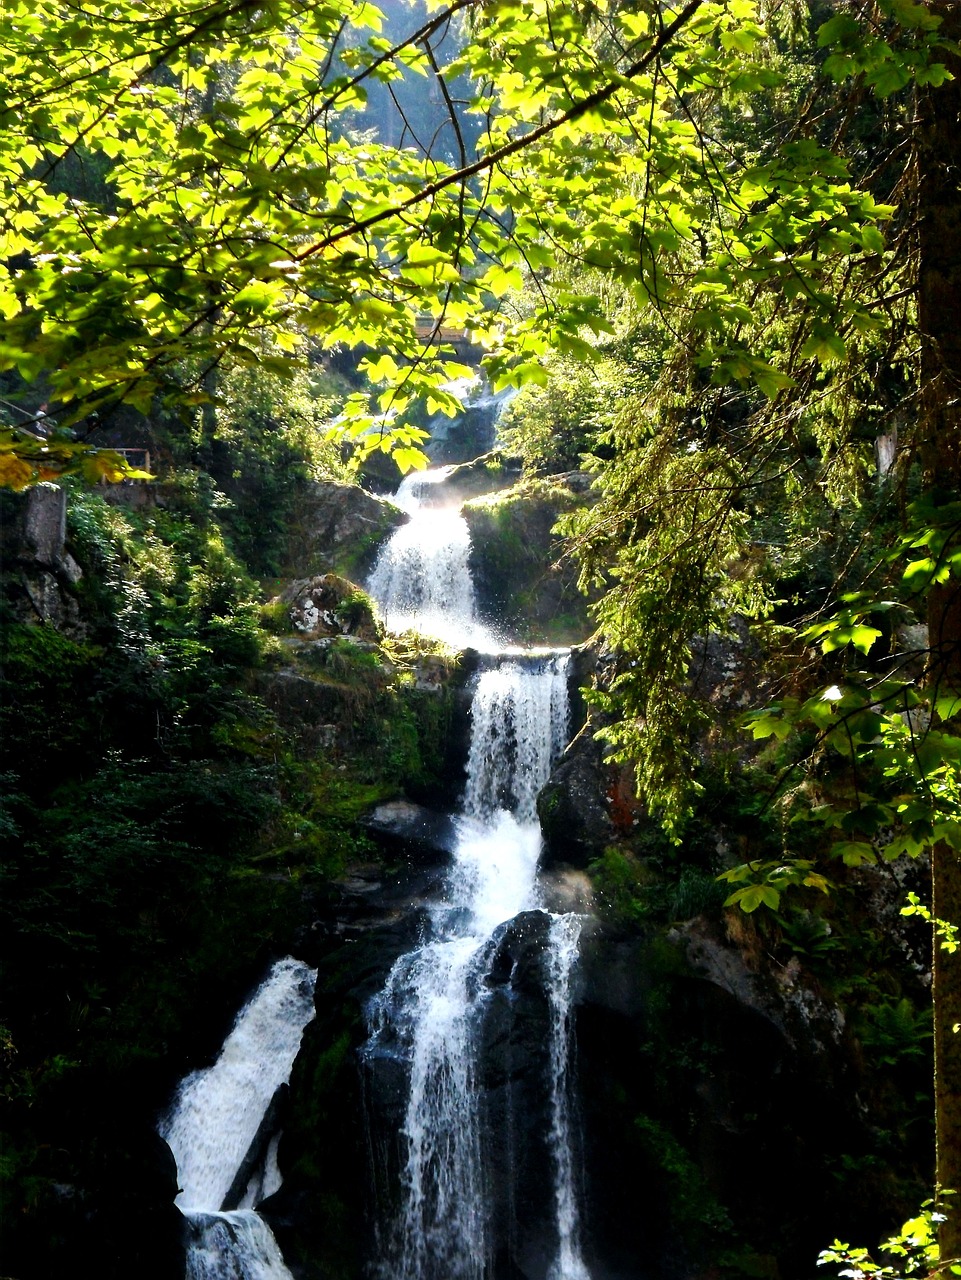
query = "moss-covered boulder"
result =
(463, 474, 597, 643)
(271, 574, 382, 643)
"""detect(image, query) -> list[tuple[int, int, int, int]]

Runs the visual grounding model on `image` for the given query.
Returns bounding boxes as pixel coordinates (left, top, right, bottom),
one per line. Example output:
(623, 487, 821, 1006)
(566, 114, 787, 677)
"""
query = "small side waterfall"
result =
(546, 914, 590, 1280)
(365, 467, 591, 1280)
(159, 958, 317, 1280)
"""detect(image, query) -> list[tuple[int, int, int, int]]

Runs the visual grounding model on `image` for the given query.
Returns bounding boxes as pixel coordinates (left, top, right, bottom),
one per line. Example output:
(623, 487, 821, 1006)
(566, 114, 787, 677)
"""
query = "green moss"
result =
(633, 1113, 734, 1247)
(260, 598, 292, 633)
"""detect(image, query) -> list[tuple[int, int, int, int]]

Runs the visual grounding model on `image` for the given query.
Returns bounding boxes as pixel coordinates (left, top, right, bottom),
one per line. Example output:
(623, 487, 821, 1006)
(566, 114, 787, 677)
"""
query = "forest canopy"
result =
(0, 0, 948, 477)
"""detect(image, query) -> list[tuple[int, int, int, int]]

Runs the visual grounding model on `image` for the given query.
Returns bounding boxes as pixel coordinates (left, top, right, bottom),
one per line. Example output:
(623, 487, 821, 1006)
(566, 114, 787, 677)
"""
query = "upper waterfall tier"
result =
(367, 468, 501, 650)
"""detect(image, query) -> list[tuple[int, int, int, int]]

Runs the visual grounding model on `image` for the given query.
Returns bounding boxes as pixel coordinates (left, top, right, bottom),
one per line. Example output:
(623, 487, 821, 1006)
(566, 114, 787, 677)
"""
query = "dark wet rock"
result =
(268, 891, 440, 1279)
(538, 626, 772, 870)
(222, 1084, 290, 1211)
(361, 799, 460, 866)
(538, 726, 642, 871)
(282, 480, 407, 579)
(572, 914, 911, 1280)
(479, 910, 559, 1273)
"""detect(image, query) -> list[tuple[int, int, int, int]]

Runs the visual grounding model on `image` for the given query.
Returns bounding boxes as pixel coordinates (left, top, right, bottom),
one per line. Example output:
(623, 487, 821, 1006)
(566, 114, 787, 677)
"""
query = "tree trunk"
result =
(916, 2, 961, 1262)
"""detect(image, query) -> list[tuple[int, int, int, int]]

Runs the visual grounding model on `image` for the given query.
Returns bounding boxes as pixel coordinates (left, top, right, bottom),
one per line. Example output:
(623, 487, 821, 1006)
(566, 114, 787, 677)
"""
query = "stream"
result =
(159, 464, 591, 1280)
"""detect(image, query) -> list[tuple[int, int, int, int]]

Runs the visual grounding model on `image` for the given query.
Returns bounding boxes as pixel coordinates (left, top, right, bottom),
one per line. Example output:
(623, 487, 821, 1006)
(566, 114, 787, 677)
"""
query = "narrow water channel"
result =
(364, 471, 590, 1280)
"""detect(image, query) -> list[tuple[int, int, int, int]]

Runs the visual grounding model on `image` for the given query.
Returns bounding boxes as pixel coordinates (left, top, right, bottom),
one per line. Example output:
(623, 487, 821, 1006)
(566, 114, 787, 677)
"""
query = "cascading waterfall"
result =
(367, 468, 498, 650)
(159, 957, 317, 1280)
(463, 656, 572, 823)
(365, 469, 591, 1280)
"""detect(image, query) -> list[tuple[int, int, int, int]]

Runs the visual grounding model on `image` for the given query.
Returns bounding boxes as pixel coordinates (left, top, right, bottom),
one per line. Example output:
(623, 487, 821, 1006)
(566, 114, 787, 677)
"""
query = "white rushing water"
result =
(464, 657, 572, 824)
(367, 468, 500, 650)
(159, 957, 317, 1280)
(366, 476, 591, 1279)
(546, 914, 591, 1280)
(159, 460, 590, 1280)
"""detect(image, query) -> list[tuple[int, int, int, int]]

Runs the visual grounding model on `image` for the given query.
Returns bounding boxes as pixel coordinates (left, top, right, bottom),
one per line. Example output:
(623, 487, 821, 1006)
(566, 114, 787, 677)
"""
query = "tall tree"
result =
(917, 0, 961, 1258)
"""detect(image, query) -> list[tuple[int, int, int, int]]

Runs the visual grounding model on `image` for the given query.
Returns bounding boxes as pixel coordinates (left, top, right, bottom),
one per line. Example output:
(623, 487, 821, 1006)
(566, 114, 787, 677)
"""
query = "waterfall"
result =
(159, 958, 317, 1280)
(463, 656, 572, 823)
(546, 914, 590, 1280)
(367, 468, 499, 650)
(365, 469, 591, 1280)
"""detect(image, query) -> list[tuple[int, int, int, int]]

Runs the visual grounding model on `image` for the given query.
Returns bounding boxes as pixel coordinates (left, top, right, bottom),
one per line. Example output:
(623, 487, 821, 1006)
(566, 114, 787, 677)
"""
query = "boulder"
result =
(477, 909, 561, 1276)
(276, 573, 381, 642)
(361, 799, 460, 866)
(282, 481, 407, 579)
(21, 481, 67, 564)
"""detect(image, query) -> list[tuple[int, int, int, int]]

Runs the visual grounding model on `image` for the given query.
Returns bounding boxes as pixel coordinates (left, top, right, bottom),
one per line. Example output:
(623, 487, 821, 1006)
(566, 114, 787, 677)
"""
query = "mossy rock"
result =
(463, 476, 597, 643)
(282, 481, 407, 580)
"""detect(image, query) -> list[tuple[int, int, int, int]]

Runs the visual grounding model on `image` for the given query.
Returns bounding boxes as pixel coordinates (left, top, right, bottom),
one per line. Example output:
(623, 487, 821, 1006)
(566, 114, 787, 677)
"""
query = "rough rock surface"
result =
(573, 914, 892, 1280)
(430, 451, 523, 503)
(538, 646, 642, 868)
(539, 623, 775, 869)
(537, 727, 636, 869)
(425, 393, 509, 464)
(360, 799, 460, 865)
(0, 483, 85, 634)
(463, 477, 597, 643)
(282, 481, 407, 580)
(277, 573, 382, 642)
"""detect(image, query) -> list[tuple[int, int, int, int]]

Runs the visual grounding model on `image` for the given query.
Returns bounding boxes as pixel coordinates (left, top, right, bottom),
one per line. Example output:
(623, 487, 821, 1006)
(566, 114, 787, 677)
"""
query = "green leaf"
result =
(935, 693, 961, 721)
(800, 321, 847, 365)
(868, 61, 912, 97)
(743, 709, 794, 741)
(831, 840, 878, 867)
(817, 13, 861, 47)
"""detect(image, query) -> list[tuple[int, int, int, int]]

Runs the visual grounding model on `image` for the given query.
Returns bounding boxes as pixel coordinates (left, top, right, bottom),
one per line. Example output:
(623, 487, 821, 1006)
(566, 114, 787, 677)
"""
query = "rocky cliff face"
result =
(281, 481, 408, 580)
(249, 486, 932, 1280)
(532, 627, 932, 1278)
(463, 474, 597, 644)
(0, 483, 85, 634)
(4, 467, 929, 1280)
